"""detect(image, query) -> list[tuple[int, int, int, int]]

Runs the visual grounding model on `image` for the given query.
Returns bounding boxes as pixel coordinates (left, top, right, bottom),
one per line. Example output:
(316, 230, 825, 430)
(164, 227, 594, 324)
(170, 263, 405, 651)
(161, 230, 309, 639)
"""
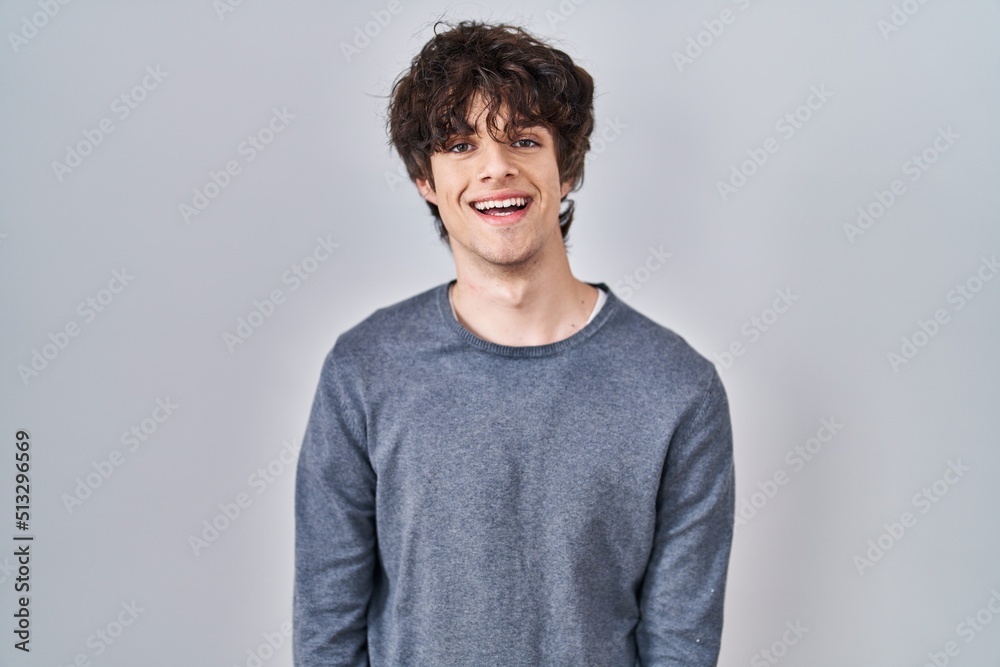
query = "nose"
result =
(476, 139, 518, 182)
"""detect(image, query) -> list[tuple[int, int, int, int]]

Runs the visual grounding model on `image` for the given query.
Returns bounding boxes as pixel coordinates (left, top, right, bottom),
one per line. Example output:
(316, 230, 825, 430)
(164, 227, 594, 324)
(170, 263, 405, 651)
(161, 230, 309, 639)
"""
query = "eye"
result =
(447, 142, 472, 153)
(513, 138, 540, 148)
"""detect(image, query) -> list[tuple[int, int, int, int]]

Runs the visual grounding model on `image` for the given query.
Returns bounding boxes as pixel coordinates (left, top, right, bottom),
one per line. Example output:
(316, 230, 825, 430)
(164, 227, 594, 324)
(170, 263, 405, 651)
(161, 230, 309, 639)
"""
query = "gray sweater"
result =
(293, 280, 735, 666)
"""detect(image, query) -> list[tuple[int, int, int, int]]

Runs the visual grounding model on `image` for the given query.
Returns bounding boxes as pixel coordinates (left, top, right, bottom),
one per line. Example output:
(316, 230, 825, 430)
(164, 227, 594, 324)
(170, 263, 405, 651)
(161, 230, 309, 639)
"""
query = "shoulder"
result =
(602, 290, 723, 405)
(321, 282, 444, 373)
(605, 293, 717, 379)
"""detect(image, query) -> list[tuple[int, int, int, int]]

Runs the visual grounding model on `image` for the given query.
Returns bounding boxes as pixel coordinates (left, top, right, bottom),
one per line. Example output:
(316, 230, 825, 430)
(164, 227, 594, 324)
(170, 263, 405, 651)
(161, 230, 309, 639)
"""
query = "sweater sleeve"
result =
(635, 369, 735, 666)
(293, 348, 377, 667)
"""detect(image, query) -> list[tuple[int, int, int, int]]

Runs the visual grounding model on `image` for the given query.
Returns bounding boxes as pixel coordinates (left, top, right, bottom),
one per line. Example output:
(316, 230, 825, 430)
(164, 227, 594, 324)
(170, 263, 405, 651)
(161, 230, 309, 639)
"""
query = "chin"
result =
(473, 235, 548, 268)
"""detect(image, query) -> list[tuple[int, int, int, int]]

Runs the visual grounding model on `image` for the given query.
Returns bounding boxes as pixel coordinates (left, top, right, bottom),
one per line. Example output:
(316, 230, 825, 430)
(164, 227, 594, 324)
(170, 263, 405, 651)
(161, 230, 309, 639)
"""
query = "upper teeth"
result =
(474, 197, 527, 210)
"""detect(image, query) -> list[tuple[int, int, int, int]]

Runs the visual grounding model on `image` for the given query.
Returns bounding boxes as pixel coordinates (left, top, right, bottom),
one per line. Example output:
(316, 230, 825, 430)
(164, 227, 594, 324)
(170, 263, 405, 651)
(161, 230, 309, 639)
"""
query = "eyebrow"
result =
(448, 124, 546, 139)
(509, 122, 545, 133)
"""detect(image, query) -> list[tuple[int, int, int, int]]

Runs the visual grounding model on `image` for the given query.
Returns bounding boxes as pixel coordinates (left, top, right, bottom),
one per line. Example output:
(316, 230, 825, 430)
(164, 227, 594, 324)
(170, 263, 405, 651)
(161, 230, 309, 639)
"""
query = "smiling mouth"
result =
(469, 197, 532, 217)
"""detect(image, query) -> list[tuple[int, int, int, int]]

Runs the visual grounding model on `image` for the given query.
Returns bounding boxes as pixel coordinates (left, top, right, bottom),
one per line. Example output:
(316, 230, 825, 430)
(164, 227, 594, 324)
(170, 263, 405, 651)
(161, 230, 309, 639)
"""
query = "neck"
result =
(449, 249, 598, 347)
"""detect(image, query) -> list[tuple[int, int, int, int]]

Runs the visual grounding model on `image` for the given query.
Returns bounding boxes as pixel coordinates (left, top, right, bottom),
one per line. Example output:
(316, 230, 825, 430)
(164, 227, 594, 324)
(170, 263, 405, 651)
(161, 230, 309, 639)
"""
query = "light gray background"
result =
(2, 1, 999, 665)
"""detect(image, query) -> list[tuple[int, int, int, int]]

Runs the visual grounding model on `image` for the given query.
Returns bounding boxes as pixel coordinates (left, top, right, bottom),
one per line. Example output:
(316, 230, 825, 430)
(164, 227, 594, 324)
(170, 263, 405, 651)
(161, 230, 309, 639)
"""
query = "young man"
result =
(294, 21, 735, 667)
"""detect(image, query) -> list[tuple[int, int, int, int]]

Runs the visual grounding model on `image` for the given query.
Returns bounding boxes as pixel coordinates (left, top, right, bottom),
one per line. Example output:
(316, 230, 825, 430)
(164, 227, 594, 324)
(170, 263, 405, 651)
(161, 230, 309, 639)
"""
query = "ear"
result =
(560, 178, 574, 199)
(415, 177, 438, 205)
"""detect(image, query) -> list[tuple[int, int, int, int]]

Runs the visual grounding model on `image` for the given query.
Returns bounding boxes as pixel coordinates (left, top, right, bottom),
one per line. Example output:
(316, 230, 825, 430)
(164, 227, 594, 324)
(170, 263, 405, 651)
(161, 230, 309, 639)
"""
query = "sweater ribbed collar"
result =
(436, 279, 618, 357)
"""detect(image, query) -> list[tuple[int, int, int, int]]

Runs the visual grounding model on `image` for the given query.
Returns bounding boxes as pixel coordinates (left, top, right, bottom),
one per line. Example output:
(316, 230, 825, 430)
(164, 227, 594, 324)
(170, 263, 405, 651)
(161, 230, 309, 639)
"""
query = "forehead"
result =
(455, 92, 548, 135)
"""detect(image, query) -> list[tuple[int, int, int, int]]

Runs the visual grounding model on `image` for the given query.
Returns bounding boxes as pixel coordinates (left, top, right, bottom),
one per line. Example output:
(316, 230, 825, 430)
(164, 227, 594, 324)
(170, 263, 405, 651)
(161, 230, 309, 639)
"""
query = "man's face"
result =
(415, 96, 572, 269)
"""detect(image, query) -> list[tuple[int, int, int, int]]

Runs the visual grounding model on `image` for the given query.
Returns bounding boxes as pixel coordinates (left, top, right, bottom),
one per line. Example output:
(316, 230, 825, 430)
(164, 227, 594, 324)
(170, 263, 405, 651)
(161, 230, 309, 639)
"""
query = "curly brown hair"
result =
(386, 20, 595, 243)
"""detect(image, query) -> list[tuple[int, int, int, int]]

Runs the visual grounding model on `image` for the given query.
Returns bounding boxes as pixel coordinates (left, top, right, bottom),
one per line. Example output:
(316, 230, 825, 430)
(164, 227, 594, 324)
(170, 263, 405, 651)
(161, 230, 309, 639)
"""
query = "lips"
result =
(471, 198, 529, 215)
(469, 198, 532, 225)
(468, 191, 533, 225)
